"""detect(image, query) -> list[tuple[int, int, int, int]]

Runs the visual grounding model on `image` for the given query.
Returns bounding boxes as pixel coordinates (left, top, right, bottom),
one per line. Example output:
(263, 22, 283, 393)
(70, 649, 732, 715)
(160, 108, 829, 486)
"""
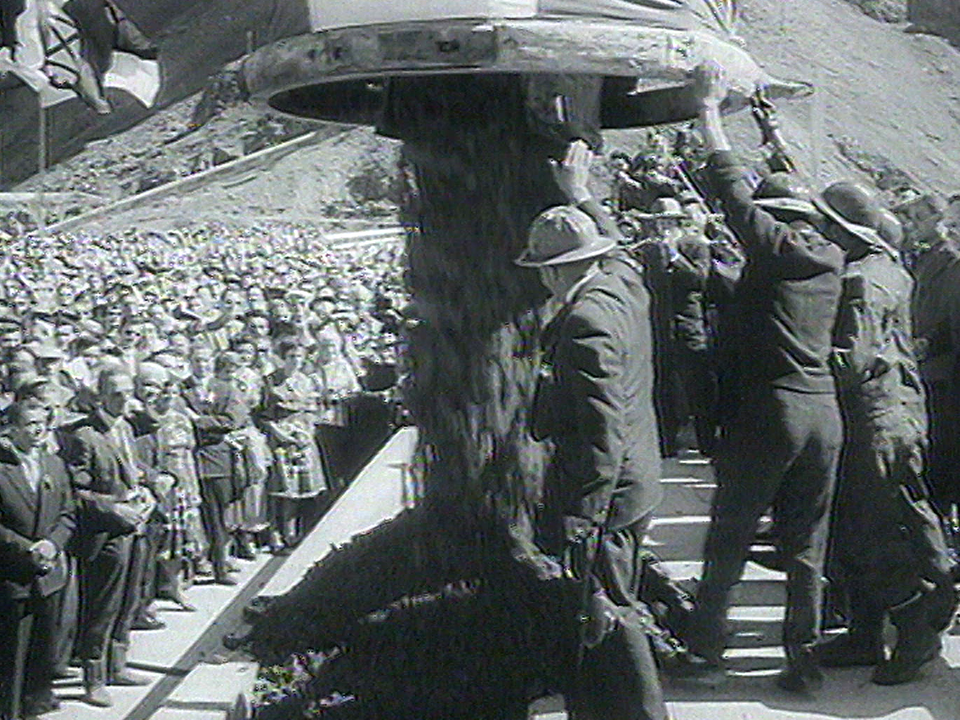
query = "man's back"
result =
(708, 152, 844, 395)
(537, 250, 661, 534)
(834, 251, 924, 428)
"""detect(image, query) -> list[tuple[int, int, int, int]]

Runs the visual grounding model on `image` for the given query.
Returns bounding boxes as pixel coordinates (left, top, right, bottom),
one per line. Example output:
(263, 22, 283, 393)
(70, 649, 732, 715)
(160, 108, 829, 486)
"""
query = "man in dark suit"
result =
(516, 140, 667, 720)
(0, 394, 76, 719)
(60, 367, 155, 707)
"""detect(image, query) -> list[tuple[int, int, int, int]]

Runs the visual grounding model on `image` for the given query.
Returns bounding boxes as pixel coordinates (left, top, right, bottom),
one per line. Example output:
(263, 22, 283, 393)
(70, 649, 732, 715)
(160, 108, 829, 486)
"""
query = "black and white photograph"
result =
(1, 1, 959, 719)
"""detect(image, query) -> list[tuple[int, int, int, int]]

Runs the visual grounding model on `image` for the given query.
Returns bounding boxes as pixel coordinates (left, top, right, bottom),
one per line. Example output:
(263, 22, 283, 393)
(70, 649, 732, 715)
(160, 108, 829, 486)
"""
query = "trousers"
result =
(0, 591, 63, 720)
(199, 475, 232, 575)
(687, 387, 842, 661)
(829, 411, 956, 631)
(77, 535, 131, 660)
(113, 533, 150, 645)
(566, 516, 668, 720)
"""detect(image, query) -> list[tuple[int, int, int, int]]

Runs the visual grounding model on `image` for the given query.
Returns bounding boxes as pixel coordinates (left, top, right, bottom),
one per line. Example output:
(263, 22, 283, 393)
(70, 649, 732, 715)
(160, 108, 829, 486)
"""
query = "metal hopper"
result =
(241, 0, 811, 131)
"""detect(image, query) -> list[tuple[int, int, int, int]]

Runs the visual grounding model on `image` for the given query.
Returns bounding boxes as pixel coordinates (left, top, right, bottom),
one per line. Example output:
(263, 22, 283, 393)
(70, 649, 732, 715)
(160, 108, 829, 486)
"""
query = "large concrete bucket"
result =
(241, 1, 811, 132)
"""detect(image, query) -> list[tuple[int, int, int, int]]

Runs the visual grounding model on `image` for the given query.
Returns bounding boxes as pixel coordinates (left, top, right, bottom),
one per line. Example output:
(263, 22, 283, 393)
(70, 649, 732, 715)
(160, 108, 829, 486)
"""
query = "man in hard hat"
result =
(681, 64, 845, 694)
(517, 140, 668, 720)
(819, 182, 957, 685)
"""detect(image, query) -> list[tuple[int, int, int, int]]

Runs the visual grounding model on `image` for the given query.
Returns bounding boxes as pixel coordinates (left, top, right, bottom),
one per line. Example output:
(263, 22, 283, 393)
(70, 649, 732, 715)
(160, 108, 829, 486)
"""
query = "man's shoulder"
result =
(61, 415, 99, 437)
(0, 442, 18, 468)
(849, 253, 913, 295)
(568, 266, 643, 330)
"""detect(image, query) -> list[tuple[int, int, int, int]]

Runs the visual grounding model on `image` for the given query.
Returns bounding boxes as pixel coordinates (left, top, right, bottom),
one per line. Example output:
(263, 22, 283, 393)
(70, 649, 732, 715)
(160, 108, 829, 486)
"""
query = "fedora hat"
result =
(753, 172, 810, 202)
(515, 206, 616, 267)
(814, 181, 900, 257)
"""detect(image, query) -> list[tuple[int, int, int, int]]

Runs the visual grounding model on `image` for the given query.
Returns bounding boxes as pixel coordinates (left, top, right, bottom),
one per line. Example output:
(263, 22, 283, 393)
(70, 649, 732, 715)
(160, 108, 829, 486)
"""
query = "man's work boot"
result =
(671, 608, 728, 686)
(22, 688, 61, 716)
(873, 590, 943, 686)
(818, 630, 884, 668)
(777, 643, 824, 694)
(82, 659, 113, 707)
(234, 533, 256, 560)
(214, 568, 239, 586)
(873, 633, 941, 685)
(818, 597, 884, 668)
(108, 641, 150, 686)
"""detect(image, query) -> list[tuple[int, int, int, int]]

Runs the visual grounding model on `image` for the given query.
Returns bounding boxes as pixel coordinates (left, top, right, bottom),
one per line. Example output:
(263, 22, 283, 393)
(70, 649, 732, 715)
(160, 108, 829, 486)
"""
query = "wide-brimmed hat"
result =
(813, 181, 886, 246)
(632, 197, 687, 221)
(515, 206, 616, 267)
(754, 197, 819, 217)
(750, 171, 816, 217)
(754, 172, 810, 201)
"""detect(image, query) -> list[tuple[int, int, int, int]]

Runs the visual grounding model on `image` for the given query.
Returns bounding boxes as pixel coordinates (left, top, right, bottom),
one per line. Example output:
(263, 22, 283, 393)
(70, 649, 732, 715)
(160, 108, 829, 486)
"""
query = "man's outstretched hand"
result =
(691, 62, 733, 153)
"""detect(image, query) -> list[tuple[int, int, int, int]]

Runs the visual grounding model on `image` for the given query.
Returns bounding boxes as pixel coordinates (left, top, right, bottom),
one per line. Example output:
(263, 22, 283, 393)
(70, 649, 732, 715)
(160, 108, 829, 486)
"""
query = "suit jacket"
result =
(0, 439, 76, 600)
(533, 250, 663, 553)
(58, 410, 141, 560)
(707, 151, 844, 395)
(181, 377, 247, 480)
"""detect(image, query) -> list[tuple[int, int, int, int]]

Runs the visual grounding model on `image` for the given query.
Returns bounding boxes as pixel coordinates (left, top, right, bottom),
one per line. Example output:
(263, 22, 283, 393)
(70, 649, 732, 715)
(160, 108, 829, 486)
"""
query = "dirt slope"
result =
(12, 0, 960, 235)
(738, 0, 960, 194)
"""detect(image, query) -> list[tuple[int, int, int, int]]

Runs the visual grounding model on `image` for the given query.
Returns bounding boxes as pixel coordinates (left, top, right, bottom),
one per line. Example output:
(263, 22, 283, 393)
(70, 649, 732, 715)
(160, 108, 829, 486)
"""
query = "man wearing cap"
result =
(632, 197, 686, 457)
(681, 64, 845, 693)
(517, 140, 667, 720)
(819, 183, 957, 684)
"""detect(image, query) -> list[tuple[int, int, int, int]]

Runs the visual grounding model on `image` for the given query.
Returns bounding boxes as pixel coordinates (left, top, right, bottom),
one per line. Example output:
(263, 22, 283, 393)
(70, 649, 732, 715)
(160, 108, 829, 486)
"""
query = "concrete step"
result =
(659, 560, 787, 606)
(47, 556, 271, 720)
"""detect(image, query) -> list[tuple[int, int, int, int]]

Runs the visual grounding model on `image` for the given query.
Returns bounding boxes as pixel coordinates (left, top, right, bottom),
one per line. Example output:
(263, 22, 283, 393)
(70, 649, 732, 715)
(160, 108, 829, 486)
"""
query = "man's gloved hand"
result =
(550, 140, 594, 206)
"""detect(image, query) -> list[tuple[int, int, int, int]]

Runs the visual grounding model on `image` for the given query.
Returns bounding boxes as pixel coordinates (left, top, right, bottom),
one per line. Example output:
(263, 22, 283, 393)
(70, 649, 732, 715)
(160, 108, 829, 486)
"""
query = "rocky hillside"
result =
(845, 0, 907, 22)
(9, 0, 960, 235)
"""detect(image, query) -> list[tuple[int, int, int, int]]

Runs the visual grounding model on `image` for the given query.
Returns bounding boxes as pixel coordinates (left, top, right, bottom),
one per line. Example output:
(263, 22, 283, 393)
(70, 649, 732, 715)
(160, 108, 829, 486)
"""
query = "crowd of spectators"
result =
(0, 222, 407, 717)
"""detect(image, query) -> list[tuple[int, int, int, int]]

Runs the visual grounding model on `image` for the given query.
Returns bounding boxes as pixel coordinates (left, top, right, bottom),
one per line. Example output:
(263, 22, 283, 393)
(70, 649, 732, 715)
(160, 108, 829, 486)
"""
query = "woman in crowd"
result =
(260, 337, 327, 550)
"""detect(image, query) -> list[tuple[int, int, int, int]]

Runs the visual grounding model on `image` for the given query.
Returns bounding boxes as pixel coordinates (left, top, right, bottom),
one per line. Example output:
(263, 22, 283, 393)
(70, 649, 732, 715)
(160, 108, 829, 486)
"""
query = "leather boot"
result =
(873, 589, 944, 686)
(777, 643, 824, 694)
(108, 641, 150, 686)
(818, 630, 884, 667)
(818, 598, 885, 668)
(234, 532, 256, 560)
(82, 659, 113, 707)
